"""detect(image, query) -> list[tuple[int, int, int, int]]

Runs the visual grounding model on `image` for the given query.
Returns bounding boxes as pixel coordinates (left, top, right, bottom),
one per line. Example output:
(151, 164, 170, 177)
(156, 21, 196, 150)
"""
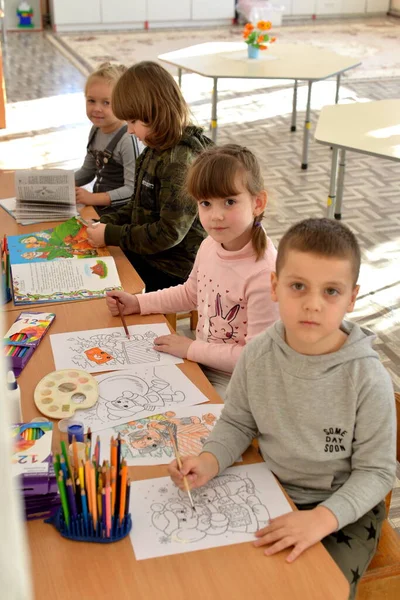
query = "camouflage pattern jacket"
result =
(101, 125, 213, 279)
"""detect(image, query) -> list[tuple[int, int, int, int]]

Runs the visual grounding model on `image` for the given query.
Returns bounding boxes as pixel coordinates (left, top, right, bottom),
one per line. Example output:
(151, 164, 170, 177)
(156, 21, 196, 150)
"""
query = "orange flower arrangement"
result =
(243, 20, 276, 51)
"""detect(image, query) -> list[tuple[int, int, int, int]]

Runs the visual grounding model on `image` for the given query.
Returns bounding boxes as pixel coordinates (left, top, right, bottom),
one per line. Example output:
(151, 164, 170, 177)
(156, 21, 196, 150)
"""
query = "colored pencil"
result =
(81, 489, 89, 531)
(125, 478, 131, 517)
(119, 461, 128, 523)
(113, 296, 130, 340)
(90, 460, 97, 531)
(105, 483, 111, 538)
(111, 465, 117, 516)
(60, 456, 69, 481)
(66, 478, 77, 519)
(168, 425, 196, 512)
(115, 434, 121, 517)
(75, 477, 82, 514)
(72, 435, 79, 473)
(102, 488, 107, 534)
(78, 462, 85, 491)
(57, 473, 70, 527)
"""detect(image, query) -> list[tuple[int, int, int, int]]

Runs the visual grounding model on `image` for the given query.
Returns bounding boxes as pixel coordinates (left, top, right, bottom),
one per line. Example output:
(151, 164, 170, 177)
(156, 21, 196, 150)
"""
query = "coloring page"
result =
(129, 463, 292, 560)
(75, 365, 209, 433)
(50, 323, 183, 373)
(97, 404, 224, 466)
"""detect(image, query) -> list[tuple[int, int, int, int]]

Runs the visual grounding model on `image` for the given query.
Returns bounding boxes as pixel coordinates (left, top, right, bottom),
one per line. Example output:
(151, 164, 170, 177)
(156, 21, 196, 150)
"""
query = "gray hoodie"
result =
(202, 320, 396, 529)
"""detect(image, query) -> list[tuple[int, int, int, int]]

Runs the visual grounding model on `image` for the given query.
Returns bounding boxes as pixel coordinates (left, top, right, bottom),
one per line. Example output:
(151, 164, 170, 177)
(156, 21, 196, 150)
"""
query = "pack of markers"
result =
(3, 311, 56, 377)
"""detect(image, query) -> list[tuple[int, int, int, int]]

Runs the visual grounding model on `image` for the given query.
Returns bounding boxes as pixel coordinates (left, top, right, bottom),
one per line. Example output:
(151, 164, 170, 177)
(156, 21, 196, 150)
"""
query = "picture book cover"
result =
(11, 422, 53, 478)
(11, 256, 122, 305)
(7, 216, 109, 264)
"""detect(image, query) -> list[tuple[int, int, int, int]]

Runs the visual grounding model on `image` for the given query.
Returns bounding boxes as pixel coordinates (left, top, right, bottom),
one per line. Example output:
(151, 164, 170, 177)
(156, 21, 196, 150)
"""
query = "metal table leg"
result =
(178, 68, 182, 88)
(327, 147, 338, 219)
(335, 149, 346, 220)
(335, 73, 341, 104)
(301, 81, 312, 170)
(211, 77, 218, 143)
(291, 79, 298, 132)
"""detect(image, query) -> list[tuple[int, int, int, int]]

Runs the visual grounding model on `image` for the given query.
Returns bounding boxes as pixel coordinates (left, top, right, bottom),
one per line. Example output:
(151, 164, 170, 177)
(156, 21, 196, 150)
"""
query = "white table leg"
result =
(211, 77, 218, 142)
(178, 68, 182, 88)
(301, 81, 312, 170)
(335, 73, 341, 104)
(335, 149, 346, 220)
(291, 80, 298, 132)
(327, 147, 339, 219)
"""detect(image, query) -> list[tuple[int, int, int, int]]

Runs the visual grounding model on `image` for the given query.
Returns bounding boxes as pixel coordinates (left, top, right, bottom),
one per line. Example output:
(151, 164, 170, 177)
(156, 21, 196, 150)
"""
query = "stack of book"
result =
(11, 422, 60, 520)
(10, 169, 78, 225)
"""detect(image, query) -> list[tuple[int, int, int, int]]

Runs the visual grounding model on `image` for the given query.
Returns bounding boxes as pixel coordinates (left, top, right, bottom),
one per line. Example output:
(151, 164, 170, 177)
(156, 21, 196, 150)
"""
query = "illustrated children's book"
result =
(12, 169, 77, 224)
(7, 217, 122, 305)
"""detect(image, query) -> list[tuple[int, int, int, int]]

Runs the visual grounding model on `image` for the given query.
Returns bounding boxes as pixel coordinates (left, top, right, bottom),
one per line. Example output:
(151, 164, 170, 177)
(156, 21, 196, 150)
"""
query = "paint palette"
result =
(34, 369, 98, 419)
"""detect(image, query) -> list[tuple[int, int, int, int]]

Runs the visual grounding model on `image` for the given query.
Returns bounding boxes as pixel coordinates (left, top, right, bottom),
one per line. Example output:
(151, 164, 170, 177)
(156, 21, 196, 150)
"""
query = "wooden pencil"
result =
(168, 425, 196, 512)
(119, 461, 128, 523)
(114, 296, 130, 339)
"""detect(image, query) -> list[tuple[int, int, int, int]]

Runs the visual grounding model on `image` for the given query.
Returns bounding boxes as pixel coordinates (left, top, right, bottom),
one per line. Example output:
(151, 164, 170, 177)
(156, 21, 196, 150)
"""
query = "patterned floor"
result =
(1, 20, 399, 534)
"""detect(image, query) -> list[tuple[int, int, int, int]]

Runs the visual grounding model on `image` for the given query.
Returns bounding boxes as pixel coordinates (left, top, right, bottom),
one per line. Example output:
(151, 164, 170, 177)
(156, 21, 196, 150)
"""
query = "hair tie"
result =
(254, 220, 261, 227)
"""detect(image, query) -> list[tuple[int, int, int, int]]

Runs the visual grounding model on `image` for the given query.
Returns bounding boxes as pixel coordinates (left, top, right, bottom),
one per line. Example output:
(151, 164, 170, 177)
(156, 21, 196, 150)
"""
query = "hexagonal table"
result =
(315, 99, 400, 219)
(159, 42, 361, 169)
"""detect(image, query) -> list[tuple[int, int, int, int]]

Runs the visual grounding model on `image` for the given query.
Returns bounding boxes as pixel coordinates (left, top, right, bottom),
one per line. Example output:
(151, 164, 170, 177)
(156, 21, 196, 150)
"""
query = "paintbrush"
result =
(113, 296, 130, 340)
(168, 425, 196, 512)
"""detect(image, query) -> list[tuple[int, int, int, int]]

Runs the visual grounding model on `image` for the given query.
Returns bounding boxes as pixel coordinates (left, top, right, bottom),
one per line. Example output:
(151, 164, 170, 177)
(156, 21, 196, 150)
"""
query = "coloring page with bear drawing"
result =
(50, 323, 183, 373)
(97, 404, 224, 466)
(75, 365, 209, 433)
(129, 463, 292, 560)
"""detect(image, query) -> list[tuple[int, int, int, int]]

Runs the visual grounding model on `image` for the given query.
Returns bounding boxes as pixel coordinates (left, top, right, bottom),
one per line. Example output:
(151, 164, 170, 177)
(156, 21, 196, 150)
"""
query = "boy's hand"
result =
(168, 452, 219, 490)
(87, 222, 106, 247)
(154, 334, 193, 359)
(75, 187, 94, 205)
(106, 290, 140, 316)
(254, 506, 338, 563)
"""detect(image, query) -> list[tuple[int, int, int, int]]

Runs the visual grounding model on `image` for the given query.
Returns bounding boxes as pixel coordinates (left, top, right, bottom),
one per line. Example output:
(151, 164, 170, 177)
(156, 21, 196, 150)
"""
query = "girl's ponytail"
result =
(252, 214, 267, 260)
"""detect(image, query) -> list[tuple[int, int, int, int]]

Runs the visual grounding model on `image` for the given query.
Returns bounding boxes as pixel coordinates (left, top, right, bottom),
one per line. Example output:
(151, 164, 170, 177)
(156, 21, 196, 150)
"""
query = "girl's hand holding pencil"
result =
(168, 452, 219, 491)
(106, 290, 140, 316)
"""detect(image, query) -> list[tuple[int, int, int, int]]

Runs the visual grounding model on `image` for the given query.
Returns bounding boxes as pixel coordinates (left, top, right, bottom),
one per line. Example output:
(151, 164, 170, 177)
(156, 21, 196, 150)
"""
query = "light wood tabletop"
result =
(0, 170, 145, 311)
(314, 99, 400, 219)
(3, 301, 350, 600)
(159, 42, 360, 170)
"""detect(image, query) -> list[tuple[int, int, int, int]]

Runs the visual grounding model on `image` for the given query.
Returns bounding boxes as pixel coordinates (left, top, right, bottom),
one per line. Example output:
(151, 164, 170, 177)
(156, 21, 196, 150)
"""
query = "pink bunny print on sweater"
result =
(208, 293, 240, 343)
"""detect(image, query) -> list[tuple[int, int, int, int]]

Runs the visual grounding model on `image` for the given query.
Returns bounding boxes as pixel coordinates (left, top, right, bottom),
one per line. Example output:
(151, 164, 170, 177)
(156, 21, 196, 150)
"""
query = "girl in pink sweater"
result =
(106, 145, 279, 395)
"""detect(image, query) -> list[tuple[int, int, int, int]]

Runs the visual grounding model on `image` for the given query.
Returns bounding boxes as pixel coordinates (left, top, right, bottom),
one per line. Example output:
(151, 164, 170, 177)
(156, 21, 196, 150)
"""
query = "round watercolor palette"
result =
(34, 369, 98, 419)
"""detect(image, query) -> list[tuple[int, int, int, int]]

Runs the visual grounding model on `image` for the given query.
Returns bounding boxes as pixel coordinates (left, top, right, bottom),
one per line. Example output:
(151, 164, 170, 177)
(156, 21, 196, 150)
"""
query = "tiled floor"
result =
(1, 22, 399, 535)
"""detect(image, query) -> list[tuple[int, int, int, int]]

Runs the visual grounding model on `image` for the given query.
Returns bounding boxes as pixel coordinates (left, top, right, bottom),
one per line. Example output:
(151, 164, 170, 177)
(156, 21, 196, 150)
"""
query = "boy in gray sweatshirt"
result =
(169, 218, 396, 599)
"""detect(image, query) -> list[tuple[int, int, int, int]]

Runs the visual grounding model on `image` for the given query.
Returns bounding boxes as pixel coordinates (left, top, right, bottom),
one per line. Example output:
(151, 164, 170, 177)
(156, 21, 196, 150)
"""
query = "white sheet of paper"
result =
(50, 323, 183, 373)
(74, 365, 210, 433)
(129, 463, 292, 560)
(97, 404, 224, 465)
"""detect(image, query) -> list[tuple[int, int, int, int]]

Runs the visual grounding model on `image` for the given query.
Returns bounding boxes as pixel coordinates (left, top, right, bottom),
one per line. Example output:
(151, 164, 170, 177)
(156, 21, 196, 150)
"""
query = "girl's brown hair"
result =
(186, 144, 267, 260)
(85, 62, 127, 95)
(112, 61, 190, 150)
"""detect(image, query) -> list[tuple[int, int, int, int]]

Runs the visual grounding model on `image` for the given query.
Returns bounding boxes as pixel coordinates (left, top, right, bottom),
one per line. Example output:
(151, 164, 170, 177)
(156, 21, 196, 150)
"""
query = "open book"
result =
(10, 169, 78, 224)
(7, 217, 122, 305)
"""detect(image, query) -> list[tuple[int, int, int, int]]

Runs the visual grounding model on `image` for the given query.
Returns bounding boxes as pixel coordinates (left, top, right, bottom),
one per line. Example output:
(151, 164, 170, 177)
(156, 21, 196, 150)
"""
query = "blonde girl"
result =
(106, 144, 280, 396)
(75, 62, 143, 216)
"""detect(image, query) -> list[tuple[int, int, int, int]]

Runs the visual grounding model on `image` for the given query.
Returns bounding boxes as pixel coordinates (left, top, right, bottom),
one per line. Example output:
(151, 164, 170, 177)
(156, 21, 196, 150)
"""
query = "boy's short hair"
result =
(276, 218, 361, 285)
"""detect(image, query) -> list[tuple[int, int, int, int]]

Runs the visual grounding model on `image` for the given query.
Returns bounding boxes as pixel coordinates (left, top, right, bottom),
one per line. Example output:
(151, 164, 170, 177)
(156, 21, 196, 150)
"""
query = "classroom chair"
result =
(357, 392, 400, 600)
(165, 310, 198, 332)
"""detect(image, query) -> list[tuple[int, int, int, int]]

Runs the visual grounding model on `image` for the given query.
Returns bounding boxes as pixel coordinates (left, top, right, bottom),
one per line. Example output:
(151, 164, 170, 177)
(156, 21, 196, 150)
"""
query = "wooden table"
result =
(315, 99, 400, 219)
(0, 170, 145, 311)
(159, 41, 361, 170)
(3, 301, 350, 600)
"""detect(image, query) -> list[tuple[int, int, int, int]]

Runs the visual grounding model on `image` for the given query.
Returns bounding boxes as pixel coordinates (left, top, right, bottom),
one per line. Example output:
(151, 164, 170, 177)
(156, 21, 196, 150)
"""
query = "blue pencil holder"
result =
(45, 508, 132, 543)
